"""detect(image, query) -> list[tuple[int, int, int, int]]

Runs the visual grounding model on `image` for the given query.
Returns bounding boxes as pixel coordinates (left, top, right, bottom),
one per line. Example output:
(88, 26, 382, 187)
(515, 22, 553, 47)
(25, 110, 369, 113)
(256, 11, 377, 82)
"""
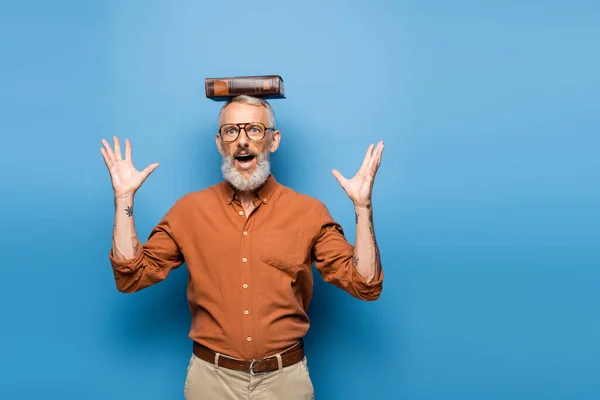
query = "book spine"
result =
(205, 76, 284, 98)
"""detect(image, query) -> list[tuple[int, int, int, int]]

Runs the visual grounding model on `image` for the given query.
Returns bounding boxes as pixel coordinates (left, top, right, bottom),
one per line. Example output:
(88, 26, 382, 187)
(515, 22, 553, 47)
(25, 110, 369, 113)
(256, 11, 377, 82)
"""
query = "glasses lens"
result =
(245, 123, 265, 140)
(220, 125, 239, 142)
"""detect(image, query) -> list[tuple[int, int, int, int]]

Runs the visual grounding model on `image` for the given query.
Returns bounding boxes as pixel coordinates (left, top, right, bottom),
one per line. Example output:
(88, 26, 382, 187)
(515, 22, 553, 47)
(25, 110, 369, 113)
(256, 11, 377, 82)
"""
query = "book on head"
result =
(205, 75, 285, 100)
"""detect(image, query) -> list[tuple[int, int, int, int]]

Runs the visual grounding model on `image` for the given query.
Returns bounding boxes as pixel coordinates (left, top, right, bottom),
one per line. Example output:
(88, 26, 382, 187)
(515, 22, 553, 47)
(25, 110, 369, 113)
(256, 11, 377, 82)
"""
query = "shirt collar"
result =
(220, 174, 279, 205)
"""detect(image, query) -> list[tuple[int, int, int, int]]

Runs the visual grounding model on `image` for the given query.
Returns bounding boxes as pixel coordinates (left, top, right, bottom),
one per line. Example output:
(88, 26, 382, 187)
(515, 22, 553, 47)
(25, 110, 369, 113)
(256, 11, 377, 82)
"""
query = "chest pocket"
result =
(259, 228, 307, 269)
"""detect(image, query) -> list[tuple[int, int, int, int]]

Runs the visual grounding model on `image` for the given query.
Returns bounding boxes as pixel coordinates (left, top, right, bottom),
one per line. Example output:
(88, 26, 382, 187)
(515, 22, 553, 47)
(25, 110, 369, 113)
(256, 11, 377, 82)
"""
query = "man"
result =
(100, 95, 385, 399)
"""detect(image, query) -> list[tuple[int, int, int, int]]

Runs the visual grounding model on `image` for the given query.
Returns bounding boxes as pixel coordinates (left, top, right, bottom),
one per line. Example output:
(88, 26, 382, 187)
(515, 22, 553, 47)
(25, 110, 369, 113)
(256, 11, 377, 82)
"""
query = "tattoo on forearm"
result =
(125, 206, 133, 217)
(132, 236, 139, 255)
(356, 200, 382, 272)
(374, 245, 381, 270)
(366, 204, 382, 269)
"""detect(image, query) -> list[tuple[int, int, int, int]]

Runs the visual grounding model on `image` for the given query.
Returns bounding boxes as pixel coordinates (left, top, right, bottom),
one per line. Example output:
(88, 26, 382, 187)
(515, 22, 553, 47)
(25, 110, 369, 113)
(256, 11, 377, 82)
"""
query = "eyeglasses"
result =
(218, 122, 275, 143)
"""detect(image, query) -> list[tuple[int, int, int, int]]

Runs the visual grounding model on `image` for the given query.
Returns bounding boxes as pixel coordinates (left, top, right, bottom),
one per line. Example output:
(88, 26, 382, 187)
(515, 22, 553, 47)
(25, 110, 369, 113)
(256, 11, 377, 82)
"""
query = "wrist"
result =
(353, 201, 372, 211)
(114, 192, 134, 204)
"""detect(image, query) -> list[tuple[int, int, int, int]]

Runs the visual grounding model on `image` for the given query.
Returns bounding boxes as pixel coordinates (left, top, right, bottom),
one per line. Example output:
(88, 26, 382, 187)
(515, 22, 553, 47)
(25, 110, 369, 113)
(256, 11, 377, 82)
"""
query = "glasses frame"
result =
(218, 122, 275, 143)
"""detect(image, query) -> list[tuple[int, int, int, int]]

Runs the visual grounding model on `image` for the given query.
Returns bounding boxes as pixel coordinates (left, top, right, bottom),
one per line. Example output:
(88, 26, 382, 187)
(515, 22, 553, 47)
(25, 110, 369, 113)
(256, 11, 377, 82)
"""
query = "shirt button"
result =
(242, 258, 247, 263)
(243, 284, 248, 289)
(239, 211, 244, 216)
(243, 231, 248, 236)
(244, 310, 249, 315)
(247, 336, 252, 342)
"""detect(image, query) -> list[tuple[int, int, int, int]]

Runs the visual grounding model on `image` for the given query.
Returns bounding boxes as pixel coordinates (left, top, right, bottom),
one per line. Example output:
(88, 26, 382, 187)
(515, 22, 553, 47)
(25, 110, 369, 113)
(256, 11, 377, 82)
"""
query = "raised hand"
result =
(100, 136, 159, 198)
(332, 141, 384, 207)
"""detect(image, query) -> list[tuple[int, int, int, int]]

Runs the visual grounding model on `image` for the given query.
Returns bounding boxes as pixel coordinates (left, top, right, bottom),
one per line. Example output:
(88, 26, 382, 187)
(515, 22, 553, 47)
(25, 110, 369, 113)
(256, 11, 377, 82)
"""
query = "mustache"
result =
(233, 149, 257, 157)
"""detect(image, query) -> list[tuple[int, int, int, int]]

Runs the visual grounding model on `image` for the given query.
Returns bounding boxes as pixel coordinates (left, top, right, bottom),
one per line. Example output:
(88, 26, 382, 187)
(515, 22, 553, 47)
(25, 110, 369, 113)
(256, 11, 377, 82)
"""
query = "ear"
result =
(269, 130, 281, 153)
(215, 134, 225, 156)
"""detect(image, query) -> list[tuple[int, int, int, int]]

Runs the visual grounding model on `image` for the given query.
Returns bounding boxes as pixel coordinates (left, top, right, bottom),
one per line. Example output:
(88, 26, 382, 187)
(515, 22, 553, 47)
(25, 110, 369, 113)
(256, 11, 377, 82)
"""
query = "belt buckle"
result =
(250, 358, 266, 376)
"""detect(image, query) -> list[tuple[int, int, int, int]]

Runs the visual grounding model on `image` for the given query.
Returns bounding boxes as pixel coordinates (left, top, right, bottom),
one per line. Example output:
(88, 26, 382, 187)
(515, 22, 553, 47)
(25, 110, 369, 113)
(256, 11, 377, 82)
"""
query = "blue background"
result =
(1, 0, 599, 399)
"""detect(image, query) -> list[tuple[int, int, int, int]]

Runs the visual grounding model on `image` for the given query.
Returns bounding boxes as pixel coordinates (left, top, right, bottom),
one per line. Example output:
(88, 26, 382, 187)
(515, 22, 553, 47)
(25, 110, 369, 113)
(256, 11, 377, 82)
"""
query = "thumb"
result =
(142, 162, 160, 179)
(331, 169, 348, 188)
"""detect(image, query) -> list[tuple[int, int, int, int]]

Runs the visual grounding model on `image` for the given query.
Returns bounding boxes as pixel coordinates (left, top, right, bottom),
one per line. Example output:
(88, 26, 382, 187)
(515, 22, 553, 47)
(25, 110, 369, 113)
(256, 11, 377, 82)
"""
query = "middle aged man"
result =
(101, 95, 385, 399)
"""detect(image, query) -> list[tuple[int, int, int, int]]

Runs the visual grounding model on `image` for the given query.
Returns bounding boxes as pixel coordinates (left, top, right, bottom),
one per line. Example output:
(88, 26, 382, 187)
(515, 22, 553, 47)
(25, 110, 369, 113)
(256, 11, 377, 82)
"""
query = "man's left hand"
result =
(332, 141, 384, 207)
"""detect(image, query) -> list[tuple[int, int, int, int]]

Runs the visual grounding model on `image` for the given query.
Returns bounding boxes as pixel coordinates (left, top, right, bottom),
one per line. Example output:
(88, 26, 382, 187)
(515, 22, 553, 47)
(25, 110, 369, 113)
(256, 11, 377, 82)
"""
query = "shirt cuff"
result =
(351, 264, 384, 300)
(109, 242, 145, 274)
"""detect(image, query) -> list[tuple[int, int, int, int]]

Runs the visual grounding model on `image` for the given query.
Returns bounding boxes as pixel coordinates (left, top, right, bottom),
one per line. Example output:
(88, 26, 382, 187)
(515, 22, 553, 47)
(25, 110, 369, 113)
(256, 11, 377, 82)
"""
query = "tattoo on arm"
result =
(366, 203, 382, 269)
(374, 245, 381, 271)
(125, 206, 133, 217)
(356, 200, 382, 272)
(132, 236, 139, 255)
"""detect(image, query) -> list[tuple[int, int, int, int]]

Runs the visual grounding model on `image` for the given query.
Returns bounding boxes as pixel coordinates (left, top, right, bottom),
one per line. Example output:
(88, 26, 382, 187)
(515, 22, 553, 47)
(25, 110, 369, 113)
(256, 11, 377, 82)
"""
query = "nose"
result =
(237, 128, 250, 147)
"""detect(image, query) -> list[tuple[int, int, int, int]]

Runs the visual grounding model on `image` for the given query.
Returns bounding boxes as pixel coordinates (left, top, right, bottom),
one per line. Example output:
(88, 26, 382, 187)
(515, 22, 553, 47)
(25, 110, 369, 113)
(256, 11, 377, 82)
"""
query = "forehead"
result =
(220, 102, 268, 125)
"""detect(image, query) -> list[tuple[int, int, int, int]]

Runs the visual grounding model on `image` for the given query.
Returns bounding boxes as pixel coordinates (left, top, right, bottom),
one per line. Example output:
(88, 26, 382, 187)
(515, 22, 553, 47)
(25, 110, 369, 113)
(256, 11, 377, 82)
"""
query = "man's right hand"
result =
(100, 136, 159, 198)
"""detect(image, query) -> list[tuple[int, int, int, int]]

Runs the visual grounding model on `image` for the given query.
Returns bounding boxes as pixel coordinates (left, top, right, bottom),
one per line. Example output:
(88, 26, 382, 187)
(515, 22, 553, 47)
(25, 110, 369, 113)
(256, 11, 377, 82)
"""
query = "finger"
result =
(359, 143, 374, 172)
(368, 141, 384, 167)
(141, 162, 160, 179)
(100, 148, 112, 169)
(331, 169, 348, 188)
(101, 139, 116, 161)
(125, 139, 132, 161)
(113, 136, 123, 160)
(377, 141, 385, 164)
(370, 141, 385, 174)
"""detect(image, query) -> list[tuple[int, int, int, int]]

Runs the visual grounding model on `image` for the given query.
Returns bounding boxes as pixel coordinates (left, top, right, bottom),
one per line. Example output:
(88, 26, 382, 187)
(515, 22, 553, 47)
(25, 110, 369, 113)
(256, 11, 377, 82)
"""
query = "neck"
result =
(236, 189, 255, 206)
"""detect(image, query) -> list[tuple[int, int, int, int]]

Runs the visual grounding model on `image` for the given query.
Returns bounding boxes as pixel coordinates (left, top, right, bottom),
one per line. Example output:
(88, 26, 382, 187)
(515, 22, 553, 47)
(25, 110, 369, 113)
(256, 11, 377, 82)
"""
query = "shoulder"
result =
(168, 181, 226, 213)
(276, 182, 330, 216)
(275, 183, 344, 243)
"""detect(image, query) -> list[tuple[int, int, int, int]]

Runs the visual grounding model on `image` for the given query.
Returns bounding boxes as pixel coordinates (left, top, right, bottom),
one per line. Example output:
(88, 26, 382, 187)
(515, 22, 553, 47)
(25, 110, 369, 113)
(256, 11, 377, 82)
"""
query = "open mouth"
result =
(234, 153, 256, 170)
(235, 154, 256, 163)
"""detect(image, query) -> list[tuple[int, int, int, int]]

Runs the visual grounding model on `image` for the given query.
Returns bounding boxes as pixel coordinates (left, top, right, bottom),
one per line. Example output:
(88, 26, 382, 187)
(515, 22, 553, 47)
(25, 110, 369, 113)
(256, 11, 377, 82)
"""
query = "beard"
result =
(221, 150, 271, 192)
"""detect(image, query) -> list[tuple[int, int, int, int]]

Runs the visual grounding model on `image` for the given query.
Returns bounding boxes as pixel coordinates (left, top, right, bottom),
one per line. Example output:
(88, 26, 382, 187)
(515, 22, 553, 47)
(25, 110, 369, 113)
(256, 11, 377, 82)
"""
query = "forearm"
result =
(112, 194, 140, 260)
(353, 202, 382, 283)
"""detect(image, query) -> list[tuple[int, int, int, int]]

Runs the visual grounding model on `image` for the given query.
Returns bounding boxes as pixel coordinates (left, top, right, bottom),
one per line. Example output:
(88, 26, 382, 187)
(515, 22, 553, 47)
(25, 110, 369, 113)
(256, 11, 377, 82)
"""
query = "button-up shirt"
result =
(109, 175, 383, 360)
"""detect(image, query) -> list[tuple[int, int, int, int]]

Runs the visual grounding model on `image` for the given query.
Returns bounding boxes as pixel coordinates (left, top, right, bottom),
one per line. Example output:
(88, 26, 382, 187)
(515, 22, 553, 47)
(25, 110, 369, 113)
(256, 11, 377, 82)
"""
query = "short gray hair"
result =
(218, 95, 276, 129)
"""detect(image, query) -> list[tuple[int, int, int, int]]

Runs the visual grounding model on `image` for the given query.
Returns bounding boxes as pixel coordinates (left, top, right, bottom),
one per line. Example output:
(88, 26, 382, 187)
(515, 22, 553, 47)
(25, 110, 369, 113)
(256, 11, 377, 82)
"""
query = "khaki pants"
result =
(183, 353, 315, 400)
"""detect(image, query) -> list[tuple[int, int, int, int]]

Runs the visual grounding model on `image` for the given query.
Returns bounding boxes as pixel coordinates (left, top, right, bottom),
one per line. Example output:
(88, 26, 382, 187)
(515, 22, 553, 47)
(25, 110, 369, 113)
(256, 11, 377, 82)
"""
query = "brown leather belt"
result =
(192, 340, 305, 375)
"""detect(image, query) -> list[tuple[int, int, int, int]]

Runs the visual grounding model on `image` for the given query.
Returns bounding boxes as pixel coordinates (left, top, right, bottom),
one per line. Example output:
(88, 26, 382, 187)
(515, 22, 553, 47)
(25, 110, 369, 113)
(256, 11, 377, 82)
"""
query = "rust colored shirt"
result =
(109, 175, 383, 360)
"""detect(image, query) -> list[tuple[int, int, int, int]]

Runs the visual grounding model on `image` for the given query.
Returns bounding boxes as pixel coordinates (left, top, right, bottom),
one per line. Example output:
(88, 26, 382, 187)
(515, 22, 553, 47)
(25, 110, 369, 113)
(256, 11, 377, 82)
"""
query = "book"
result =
(205, 75, 285, 100)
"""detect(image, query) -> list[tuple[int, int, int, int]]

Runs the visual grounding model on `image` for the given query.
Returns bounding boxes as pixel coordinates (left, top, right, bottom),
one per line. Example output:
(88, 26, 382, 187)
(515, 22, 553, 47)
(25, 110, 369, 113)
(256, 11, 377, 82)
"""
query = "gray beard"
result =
(221, 151, 271, 192)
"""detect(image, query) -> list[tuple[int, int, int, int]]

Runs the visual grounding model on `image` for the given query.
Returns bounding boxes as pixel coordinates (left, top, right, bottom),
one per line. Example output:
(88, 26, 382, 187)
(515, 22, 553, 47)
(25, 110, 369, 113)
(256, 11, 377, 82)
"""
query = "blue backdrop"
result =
(1, 0, 599, 399)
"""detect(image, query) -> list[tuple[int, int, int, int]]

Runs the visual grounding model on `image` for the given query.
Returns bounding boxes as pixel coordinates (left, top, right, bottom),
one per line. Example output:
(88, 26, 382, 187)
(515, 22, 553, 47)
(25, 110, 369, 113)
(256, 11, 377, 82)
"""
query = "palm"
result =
(332, 141, 384, 207)
(100, 137, 159, 197)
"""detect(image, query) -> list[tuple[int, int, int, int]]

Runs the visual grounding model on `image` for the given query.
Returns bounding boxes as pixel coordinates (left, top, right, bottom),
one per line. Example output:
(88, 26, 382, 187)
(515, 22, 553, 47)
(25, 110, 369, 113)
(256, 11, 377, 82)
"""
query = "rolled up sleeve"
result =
(109, 207, 184, 293)
(311, 204, 383, 301)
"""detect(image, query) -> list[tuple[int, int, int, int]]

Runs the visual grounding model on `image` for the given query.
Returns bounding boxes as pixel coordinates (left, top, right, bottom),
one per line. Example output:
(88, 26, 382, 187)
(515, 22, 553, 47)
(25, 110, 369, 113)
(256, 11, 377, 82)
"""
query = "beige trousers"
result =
(183, 353, 315, 400)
